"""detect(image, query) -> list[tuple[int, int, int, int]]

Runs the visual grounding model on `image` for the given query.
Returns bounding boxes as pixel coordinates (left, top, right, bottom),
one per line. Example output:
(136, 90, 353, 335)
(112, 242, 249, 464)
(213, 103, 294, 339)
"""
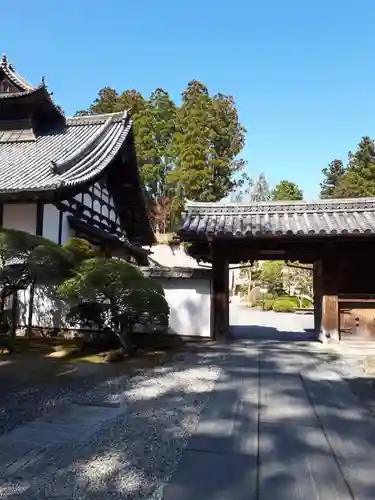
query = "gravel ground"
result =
(0, 346, 226, 499)
(0, 365, 119, 436)
(320, 346, 375, 414)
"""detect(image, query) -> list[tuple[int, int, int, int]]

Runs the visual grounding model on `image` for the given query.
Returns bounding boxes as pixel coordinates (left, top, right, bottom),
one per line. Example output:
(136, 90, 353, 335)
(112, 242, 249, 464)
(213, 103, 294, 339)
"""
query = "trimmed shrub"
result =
(273, 295, 313, 309)
(272, 297, 296, 313)
(263, 298, 275, 311)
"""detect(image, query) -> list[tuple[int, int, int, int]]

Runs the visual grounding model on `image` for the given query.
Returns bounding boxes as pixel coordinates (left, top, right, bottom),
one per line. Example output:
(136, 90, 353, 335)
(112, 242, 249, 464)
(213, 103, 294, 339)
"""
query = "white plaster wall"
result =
(161, 279, 211, 338)
(102, 202, 109, 219)
(17, 285, 69, 329)
(3, 203, 37, 234)
(83, 193, 92, 208)
(17, 287, 30, 326)
(150, 244, 203, 268)
(42, 204, 60, 243)
(32, 286, 69, 328)
(60, 211, 73, 244)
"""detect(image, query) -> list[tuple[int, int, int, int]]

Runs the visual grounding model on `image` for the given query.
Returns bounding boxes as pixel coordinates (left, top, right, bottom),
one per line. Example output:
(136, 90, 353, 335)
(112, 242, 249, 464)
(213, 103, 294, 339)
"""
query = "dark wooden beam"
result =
(58, 209, 63, 244)
(36, 202, 44, 236)
(211, 244, 229, 340)
(313, 260, 323, 339)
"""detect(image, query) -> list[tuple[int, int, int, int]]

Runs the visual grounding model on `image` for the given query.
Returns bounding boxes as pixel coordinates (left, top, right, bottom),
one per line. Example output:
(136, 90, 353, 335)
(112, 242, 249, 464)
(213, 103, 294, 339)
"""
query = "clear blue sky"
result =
(2, 0, 375, 199)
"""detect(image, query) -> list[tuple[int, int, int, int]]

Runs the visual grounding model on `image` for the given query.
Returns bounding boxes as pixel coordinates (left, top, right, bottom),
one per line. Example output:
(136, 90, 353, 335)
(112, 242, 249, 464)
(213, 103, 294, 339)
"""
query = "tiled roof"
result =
(180, 199, 375, 238)
(141, 266, 211, 279)
(0, 54, 35, 92)
(0, 126, 35, 143)
(0, 111, 131, 194)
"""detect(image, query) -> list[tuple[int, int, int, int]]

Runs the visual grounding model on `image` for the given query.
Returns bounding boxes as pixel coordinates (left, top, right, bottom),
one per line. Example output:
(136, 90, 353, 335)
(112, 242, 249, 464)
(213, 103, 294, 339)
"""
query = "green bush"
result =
(272, 295, 313, 309)
(272, 297, 296, 313)
(264, 298, 275, 311)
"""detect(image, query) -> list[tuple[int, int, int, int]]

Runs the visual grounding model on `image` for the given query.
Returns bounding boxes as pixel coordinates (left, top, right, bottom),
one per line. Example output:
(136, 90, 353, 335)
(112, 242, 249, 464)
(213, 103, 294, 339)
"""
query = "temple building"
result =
(0, 53, 154, 264)
(0, 54, 155, 331)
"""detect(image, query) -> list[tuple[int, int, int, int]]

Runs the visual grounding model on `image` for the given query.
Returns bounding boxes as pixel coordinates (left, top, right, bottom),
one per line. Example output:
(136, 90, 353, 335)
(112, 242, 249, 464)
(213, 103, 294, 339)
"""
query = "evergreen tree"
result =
(249, 173, 270, 202)
(231, 173, 270, 202)
(271, 180, 303, 201)
(334, 137, 375, 197)
(320, 159, 346, 198)
(76, 80, 246, 226)
(168, 80, 246, 201)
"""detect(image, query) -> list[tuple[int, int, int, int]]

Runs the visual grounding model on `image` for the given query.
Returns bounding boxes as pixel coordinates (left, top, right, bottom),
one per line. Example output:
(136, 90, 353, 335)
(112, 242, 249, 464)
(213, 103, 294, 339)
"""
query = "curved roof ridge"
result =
(67, 110, 128, 125)
(0, 53, 35, 91)
(60, 121, 122, 179)
(0, 82, 45, 99)
(51, 116, 116, 174)
(185, 197, 375, 213)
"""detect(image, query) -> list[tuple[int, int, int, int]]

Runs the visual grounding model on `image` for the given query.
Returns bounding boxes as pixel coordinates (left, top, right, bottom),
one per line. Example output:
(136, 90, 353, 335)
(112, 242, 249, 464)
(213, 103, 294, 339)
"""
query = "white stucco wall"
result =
(150, 244, 203, 268)
(3, 203, 37, 234)
(17, 285, 69, 329)
(161, 278, 211, 338)
(42, 204, 60, 243)
(60, 211, 73, 244)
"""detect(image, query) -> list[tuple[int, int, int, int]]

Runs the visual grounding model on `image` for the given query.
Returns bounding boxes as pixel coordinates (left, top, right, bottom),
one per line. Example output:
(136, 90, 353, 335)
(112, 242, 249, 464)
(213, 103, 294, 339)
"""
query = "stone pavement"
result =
(1, 309, 375, 499)
(162, 310, 375, 499)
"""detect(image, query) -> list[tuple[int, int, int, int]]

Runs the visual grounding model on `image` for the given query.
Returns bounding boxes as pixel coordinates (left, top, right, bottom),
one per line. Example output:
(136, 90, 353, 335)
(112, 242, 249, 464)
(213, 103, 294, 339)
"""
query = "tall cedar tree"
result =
(320, 159, 346, 198)
(271, 180, 303, 201)
(168, 80, 246, 201)
(231, 173, 270, 202)
(248, 173, 271, 202)
(334, 137, 375, 197)
(76, 81, 246, 225)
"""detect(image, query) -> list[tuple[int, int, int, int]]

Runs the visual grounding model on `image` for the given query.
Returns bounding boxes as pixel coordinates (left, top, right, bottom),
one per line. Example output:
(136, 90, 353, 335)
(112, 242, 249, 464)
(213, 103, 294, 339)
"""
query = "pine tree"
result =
(334, 137, 375, 197)
(271, 180, 303, 201)
(249, 173, 270, 202)
(320, 159, 346, 198)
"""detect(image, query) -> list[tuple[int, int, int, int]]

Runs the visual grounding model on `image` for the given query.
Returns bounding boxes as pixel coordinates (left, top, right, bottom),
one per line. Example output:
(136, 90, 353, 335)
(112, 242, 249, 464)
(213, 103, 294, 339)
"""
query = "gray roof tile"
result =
(0, 111, 131, 193)
(180, 199, 375, 238)
(0, 54, 34, 92)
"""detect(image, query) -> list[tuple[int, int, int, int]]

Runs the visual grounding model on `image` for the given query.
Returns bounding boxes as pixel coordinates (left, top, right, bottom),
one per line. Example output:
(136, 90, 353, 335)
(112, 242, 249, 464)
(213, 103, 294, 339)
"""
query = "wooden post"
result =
(313, 260, 323, 339)
(211, 244, 229, 340)
(320, 250, 340, 342)
(321, 295, 339, 342)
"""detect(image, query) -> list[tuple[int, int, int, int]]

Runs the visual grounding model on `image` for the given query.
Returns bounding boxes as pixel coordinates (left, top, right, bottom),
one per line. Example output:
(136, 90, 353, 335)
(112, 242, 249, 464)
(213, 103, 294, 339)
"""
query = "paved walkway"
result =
(162, 310, 375, 499)
(1, 309, 375, 498)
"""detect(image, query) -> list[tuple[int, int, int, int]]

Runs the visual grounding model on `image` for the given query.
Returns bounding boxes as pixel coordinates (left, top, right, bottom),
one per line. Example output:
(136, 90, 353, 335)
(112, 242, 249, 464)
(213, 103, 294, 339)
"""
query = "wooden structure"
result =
(0, 53, 155, 331)
(0, 53, 154, 263)
(179, 199, 375, 342)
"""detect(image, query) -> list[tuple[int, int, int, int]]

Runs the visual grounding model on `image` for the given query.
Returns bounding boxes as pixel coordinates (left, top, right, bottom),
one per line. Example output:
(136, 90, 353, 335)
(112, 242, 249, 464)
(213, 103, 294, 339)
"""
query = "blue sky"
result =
(2, 0, 375, 199)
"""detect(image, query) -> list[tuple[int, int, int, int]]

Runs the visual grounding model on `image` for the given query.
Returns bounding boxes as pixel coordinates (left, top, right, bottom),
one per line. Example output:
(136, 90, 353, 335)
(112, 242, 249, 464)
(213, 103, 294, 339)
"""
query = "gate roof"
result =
(179, 198, 375, 240)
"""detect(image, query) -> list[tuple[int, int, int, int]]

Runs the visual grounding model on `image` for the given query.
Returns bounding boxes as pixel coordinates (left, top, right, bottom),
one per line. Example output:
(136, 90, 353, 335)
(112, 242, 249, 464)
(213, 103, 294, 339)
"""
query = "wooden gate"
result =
(339, 296, 375, 341)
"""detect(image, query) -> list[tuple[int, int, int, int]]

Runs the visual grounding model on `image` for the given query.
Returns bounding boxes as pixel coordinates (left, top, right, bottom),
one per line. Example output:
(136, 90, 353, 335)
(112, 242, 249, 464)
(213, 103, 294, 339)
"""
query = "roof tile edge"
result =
(184, 197, 375, 214)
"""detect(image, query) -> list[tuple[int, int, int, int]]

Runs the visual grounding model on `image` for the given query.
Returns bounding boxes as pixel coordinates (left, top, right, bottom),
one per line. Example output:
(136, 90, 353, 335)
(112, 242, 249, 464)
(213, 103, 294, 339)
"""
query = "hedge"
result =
(272, 298, 296, 313)
(254, 294, 312, 311)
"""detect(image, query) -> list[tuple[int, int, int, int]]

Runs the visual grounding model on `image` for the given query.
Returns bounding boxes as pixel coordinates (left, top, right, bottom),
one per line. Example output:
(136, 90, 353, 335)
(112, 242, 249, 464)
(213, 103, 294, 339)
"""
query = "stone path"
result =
(1, 309, 375, 498)
(0, 403, 123, 478)
(162, 310, 375, 499)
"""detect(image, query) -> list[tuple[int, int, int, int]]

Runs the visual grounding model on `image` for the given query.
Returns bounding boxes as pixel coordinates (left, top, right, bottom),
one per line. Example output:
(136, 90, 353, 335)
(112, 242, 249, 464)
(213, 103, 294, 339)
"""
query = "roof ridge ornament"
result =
(50, 116, 114, 174)
(1, 53, 7, 65)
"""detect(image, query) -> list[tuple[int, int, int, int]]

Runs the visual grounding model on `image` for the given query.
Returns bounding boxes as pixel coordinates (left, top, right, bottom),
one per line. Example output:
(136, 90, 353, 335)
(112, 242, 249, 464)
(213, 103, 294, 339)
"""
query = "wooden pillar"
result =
(313, 260, 323, 339)
(321, 295, 339, 342)
(211, 244, 229, 340)
(320, 251, 340, 342)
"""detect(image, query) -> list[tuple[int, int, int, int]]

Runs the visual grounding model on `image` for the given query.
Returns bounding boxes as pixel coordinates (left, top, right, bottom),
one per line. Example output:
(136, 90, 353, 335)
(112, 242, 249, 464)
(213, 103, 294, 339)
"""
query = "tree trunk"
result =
(247, 268, 252, 305)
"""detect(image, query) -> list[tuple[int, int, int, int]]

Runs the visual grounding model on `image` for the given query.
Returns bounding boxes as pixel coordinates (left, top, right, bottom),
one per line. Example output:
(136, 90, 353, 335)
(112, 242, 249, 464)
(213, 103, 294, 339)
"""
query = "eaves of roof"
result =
(0, 111, 131, 195)
(180, 198, 375, 238)
(0, 57, 35, 91)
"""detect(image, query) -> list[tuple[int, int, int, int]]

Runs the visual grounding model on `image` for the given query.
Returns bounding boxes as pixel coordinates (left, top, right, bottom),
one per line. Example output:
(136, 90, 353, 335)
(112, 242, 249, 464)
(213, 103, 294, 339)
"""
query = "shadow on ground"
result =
(1, 322, 375, 499)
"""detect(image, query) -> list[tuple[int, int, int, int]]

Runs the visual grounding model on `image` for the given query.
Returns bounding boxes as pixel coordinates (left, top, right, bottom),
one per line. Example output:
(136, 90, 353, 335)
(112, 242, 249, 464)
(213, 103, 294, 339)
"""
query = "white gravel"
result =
(0, 348, 226, 499)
